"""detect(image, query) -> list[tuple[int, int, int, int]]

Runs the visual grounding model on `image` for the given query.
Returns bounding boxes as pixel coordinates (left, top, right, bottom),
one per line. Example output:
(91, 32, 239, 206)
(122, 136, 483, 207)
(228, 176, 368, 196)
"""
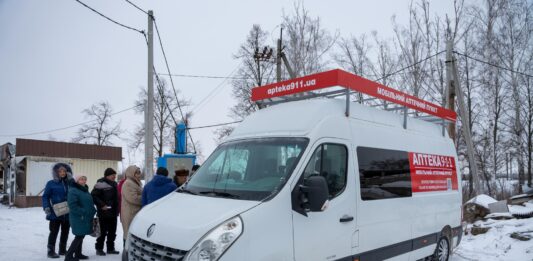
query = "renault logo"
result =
(147, 224, 156, 238)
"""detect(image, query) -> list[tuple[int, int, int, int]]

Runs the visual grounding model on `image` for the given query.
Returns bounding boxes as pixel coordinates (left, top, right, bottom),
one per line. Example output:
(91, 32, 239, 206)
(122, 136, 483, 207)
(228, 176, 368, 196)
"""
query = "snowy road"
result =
(1, 205, 533, 261)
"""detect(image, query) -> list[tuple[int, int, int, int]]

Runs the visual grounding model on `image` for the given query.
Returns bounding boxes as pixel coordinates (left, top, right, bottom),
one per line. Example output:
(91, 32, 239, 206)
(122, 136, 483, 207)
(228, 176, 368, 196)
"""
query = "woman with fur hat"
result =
(120, 165, 143, 245)
(42, 163, 74, 258)
(65, 175, 96, 261)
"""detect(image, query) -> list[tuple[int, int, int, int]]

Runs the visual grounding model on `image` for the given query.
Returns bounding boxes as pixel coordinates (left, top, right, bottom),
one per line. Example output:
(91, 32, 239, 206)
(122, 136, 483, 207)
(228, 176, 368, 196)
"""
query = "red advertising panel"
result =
(251, 70, 340, 101)
(337, 70, 457, 121)
(250, 69, 456, 121)
(409, 152, 458, 193)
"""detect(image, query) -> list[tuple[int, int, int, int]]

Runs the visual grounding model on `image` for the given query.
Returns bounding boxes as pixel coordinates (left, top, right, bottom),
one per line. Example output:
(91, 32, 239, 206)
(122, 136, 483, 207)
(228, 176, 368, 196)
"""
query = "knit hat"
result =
(104, 168, 117, 177)
(156, 167, 169, 176)
(74, 174, 87, 183)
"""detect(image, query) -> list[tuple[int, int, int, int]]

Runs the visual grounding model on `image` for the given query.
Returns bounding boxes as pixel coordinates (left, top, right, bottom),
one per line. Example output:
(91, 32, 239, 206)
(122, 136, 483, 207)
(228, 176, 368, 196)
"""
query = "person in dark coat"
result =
(42, 163, 74, 258)
(91, 168, 120, 256)
(142, 167, 177, 206)
(173, 168, 189, 187)
(65, 175, 96, 261)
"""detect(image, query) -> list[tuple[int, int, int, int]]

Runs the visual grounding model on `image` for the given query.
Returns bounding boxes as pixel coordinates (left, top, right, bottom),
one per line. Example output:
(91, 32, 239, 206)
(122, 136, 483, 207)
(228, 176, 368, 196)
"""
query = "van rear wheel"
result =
(433, 236, 449, 261)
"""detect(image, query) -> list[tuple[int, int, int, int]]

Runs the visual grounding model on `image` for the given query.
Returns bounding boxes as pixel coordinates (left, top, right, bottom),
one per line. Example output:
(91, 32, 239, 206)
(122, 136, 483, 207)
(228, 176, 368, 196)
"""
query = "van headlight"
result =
(184, 216, 243, 261)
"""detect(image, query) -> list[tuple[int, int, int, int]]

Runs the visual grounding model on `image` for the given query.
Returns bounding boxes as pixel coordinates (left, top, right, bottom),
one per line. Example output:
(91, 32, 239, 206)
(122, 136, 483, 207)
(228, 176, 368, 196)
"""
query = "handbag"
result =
(90, 218, 101, 238)
(52, 201, 69, 217)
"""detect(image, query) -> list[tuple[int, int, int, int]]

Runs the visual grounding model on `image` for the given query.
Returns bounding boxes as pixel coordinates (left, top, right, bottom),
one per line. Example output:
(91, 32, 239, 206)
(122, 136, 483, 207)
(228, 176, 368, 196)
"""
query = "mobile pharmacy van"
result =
(125, 69, 463, 261)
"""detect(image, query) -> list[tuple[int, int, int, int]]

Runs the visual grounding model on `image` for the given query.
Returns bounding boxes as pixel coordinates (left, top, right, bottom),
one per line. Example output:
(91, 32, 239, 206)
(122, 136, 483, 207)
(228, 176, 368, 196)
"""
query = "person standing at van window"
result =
(121, 165, 143, 245)
(142, 167, 177, 207)
(91, 168, 120, 256)
(42, 163, 74, 258)
(65, 175, 96, 261)
(173, 168, 189, 187)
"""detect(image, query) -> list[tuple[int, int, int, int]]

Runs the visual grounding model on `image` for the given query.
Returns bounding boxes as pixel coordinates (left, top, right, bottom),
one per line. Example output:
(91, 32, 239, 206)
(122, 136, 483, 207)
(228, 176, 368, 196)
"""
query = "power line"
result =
(190, 64, 241, 114)
(124, 0, 149, 15)
(330, 50, 446, 98)
(152, 18, 197, 153)
(187, 120, 243, 130)
(0, 104, 142, 138)
(74, 0, 145, 35)
(453, 51, 533, 78)
(375, 50, 445, 83)
(157, 73, 250, 80)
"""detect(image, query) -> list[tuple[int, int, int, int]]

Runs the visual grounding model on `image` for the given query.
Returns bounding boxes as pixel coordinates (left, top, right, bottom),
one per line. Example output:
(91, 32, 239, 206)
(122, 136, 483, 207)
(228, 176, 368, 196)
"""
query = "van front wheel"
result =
(433, 237, 449, 261)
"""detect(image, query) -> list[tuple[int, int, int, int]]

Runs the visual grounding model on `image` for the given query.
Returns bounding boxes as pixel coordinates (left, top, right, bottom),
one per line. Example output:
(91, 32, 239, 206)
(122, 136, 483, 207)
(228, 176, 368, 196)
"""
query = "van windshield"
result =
(181, 138, 308, 201)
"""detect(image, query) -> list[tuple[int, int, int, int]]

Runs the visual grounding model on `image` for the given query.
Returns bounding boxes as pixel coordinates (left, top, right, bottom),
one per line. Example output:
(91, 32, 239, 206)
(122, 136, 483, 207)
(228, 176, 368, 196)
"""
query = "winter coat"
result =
(91, 177, 119, 218)
(68, 181, 97, 236)
(142, 174, 177, 207)
(42, 163, 74, 221)
(117, 178, 126, 216)
(121, 166, 142, 238)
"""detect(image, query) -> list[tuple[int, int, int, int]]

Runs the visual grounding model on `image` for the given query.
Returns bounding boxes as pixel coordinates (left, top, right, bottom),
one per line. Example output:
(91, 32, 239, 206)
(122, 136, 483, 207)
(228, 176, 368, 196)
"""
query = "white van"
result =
(125, 69, 463, 261)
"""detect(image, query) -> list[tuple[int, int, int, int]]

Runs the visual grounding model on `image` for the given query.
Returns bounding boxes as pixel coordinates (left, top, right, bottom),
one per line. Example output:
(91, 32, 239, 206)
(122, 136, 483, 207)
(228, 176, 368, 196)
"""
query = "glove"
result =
(44, 207, 51, 216)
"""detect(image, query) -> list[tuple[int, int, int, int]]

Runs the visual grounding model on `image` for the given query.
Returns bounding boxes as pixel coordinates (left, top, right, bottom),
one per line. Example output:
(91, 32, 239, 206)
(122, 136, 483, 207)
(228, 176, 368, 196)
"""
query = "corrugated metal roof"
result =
(16, 139, 122, 161)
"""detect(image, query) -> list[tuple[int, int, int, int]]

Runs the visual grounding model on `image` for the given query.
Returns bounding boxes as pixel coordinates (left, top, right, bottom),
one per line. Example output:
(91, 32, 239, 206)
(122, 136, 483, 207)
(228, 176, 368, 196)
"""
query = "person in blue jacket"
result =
(42, 163, 74, 258)
(142, 167, 177, 206)
(65, 175, 96, 261)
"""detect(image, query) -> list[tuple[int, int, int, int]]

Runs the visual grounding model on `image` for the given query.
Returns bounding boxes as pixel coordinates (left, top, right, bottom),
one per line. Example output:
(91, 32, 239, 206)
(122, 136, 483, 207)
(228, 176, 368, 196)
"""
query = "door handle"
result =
(339, 215, 354, 223)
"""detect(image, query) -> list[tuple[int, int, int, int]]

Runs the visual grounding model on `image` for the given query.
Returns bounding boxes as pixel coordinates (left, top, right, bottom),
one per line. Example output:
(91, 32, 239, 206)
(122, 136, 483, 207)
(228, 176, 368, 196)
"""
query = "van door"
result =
(291, 141, 356, 261)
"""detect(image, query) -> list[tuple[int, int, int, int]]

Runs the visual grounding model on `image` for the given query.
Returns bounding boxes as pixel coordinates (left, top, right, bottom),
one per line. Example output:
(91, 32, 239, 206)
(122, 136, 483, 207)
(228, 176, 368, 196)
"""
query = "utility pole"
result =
(445, 39, 482, 195)
(276, 27, 283, 82)
(445, 41, 456, 144)
(145, 10, 154, 181)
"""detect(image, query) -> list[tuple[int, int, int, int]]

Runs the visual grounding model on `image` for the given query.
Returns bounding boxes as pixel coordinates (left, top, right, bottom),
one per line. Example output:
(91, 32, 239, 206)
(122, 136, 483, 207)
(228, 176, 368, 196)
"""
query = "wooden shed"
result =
(13, 138, 122, 207)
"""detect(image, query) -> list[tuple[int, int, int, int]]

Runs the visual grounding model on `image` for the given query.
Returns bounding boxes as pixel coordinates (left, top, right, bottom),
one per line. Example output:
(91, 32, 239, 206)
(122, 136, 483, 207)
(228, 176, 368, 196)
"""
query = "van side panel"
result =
(350, 119, 461, 261)
(351, 122, 415, 261)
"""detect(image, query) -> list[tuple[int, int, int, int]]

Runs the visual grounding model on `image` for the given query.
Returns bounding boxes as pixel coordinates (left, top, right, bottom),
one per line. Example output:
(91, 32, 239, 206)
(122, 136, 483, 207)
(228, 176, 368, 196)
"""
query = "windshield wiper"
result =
(199, 191, 240, 199)
(177, 187, 197, 195)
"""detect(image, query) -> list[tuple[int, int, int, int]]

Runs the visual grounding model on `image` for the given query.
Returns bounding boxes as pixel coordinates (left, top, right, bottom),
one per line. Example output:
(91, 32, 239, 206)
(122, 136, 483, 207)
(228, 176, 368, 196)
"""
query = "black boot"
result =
(47, 245, 60, 258)
(95, 249, 106, 256)
(107, 250, 120, 254)
(75, 239, 88, 260)
(58, 245, 66, 256)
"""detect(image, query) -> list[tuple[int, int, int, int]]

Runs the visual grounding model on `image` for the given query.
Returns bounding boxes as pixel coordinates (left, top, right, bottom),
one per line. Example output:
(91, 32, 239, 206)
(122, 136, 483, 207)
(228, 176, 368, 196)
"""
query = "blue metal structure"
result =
(157, 122, 197, 175)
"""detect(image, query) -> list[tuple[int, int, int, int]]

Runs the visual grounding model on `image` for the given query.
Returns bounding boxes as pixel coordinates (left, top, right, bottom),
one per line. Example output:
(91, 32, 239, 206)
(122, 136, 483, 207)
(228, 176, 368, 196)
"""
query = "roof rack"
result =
(251, 69, 456, 135)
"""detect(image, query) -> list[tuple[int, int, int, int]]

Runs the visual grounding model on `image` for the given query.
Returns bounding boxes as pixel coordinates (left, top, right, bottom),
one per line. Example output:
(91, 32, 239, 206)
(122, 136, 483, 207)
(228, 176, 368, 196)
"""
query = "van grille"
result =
(129, 234, 188, 261)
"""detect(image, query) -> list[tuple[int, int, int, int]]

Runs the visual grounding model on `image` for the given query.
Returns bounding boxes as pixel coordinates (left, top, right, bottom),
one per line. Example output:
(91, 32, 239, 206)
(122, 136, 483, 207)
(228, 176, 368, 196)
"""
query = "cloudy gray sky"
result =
(0, 0, 456, 169)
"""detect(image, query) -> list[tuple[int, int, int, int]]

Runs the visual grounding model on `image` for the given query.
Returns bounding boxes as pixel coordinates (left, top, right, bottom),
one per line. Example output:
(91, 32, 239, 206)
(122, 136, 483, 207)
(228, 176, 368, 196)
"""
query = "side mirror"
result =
(299, 175, 329, 212)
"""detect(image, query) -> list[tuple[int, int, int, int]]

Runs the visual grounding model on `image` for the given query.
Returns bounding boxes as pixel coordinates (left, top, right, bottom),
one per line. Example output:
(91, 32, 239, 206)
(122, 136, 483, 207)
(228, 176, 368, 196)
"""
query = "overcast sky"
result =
(0, 0, 457, 170)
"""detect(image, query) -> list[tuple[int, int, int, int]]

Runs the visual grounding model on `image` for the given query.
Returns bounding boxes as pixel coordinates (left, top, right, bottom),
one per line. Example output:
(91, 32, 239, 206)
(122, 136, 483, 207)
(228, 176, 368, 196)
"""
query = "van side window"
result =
(357, 147, 412, 200)
(303, 144, 348, 198)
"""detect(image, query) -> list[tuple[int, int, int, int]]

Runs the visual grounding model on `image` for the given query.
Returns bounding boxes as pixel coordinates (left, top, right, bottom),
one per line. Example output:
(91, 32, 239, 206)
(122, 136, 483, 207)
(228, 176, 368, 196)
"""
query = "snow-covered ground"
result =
(1, 204, 533, 261)
(0, 204, 124, 261)
(453, 217, 533, 261)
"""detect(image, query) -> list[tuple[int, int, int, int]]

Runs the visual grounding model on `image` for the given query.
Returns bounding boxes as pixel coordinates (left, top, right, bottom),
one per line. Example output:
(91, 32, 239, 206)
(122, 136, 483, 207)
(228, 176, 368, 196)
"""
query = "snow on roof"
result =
(466, 194, 498, 209)
(509, 202, 533, 216)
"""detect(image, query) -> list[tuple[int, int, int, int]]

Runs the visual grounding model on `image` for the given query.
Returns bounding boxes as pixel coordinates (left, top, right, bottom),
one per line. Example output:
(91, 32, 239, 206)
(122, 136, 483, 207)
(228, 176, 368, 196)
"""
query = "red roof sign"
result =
(251, 69, 456, 122)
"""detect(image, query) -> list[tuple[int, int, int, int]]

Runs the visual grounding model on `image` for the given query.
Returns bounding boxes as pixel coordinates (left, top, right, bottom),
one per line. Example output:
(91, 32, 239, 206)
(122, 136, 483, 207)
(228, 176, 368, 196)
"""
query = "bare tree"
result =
(130, 78, 192, 158)
(282, 1, 338, 78)
(496, 0, 532, 192)
(214, 24, 275, 143)
(333, 34, 373, 102)
(73, 101, 121, 146)
(230, 24, 275, 121)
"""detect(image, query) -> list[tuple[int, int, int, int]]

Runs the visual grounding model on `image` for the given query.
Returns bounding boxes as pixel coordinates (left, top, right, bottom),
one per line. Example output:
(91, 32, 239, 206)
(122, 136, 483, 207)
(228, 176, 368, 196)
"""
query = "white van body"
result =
(126, 98, 462, 261)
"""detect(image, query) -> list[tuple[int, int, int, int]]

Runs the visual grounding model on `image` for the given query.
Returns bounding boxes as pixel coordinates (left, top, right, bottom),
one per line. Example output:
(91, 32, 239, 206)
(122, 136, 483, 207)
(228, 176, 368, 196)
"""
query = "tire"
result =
(433, 236, 450, 261)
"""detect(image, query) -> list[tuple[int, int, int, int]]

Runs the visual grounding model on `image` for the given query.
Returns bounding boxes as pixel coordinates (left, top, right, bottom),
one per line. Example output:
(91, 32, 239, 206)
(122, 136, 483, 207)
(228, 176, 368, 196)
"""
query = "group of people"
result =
(42, 162, 199, 261)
